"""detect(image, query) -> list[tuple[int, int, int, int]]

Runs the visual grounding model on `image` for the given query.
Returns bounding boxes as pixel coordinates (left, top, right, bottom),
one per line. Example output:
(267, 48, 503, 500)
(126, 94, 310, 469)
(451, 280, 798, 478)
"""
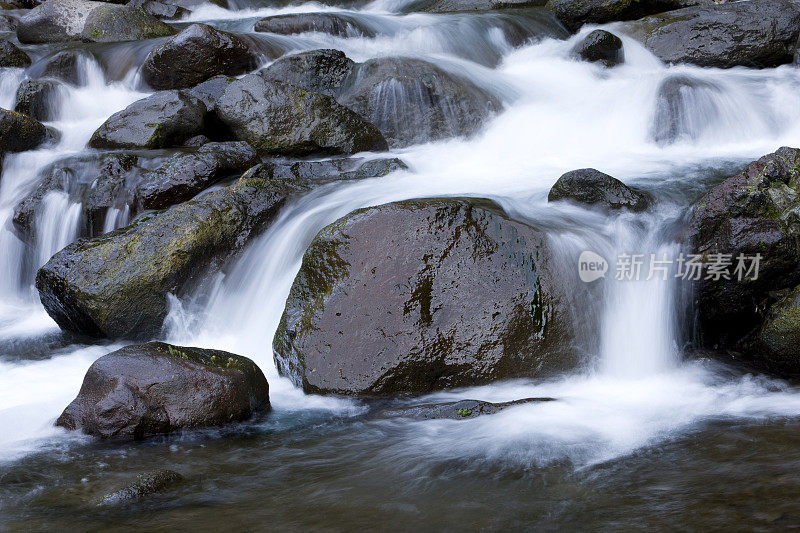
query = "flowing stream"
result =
(3, 0, 800, 528)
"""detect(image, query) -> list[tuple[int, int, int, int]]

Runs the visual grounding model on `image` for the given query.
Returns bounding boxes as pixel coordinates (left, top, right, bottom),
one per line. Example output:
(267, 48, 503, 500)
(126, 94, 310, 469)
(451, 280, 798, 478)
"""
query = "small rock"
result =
(100, 470, 183, 505)
(0, 108, 48, 154)
(0, 39, 31, 68)
(38, 50, 86, 85)
(378, 398, 555, 420)
(548, 168, 651, 211)
(572, 29, 623, 67)
(57, 342, 270, 439)
(14, 79, 62, 121)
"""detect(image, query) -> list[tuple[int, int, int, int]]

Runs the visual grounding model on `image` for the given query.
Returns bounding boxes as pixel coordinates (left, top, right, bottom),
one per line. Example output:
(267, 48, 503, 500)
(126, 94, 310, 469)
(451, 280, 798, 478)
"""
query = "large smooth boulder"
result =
(0, 39, 30, 67)
(56, 342, 270, 439)
(14, 79, 61, 121)
(259, 49, 355, 99)
(88, 90, 206, 150)
(254, 13, 374, 37)
(244, 156, 407, 182)
(135, 141, 259, 210)
(572, 29, 623, 67)
(0, 108, 48, 154)
(16, 0, 176, 44)
(620, 0, 800, 68)
(273, 198, 574, 396)
(548, 168, 650, 211)
(546, 0, 701, 32)
(36, 176, 308, 338)
(687, 147, 800, 350)
(141, 24, 259, 90)
(337, 57, 502, 147)
(216, 74, 388, 156)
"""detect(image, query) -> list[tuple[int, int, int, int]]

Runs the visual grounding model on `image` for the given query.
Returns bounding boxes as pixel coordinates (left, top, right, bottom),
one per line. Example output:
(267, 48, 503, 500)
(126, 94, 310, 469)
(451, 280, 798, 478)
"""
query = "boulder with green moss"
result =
(89, 90, 206, 150)
(57, 342, 270, 439)
(16, 0, 176, 44)
(273, 198, 575, 396)
(216, 74, 388, 156)
(0, 107, 49, 154)
(36, 176, 309, 338)
(753, 286, 800, 375)
(0, 39, 30, 68)
(546, 0, 703, 32)
(687, 147, 800, 354)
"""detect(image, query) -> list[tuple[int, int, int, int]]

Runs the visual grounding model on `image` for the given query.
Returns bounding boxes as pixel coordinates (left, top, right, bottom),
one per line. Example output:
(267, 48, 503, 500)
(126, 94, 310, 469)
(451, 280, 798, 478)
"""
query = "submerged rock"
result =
(57, 342, 270, 439)
(572, 29, 623, 67)
(337, 57, 502, 147)
(259, 49, 355, 99)
(36, 176, 308, 338)
(422, 0, 547, 14)
(546, 0, 700, 32)
(378, 397, 555, 420)
(101, 470, 184, 505)
(141, 23, 259, 90)
(620, 0, 800, 68)
(548, 168, 650, 212)
(135, 141, 259, 210)
(650, 75, 722, 145)
(216, 74, 387, 156)
(14, 79, 62, 121)
(16, 0, 176, 44)
(254, 12, 374, 37)
(273, 198, 574, 396)
(88, 90, 206, 150)
(37, 50, 86, 85)
(0, 39, 30, 68)
(243, 156, 407, 182)
(0, 108, 48, 154)
(128, 0, 188, 20)
(687, 147, 800, 354)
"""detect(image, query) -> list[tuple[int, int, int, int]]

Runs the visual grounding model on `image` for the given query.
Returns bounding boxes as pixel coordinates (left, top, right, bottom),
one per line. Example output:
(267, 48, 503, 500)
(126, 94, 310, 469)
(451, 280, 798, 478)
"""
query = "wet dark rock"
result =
(12, 152, 138, 239)
(128, 0, 188, 20)
(243, 156, 407, 182)
(56, 342, 270, 439)
(259, 49, 355, 98)
(687, 147, 800, 352)
(548, 168, 651, 212)
(0, 15, 18, 32)
(620, 0, 800, 68)
(378, 397, 555, 420)
(753, 285, 800, 375)
(0, 39, 30, 67)
(0, 108, 48, 154)
(183, 134, 209, 147)
(572, 29, 623, 67)
(88, 90, 206, 150)
(254, 12, 374, 37)
(185, 74, 235, 112)
(36, 176, 309, 338)
(423, 0, 548, 13)
(216, 74, 388, 156)
(38, 50, 85, 85)
(14, 79, 61, 121)
(273, 198, 575, 396)
(135, 141, 259, 210)
(546, 0, 702, 32)
(650, 75, 723, 145)
(141, 23, 259, 91)
(16, 0, 176, 44)
(101, 470, 184, 505)
(337, 57, 502, 147)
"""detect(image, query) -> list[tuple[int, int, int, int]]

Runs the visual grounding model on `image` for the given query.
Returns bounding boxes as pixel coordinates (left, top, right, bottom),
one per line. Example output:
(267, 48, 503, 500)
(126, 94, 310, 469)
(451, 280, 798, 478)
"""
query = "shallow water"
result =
(2, 0, 800, 529)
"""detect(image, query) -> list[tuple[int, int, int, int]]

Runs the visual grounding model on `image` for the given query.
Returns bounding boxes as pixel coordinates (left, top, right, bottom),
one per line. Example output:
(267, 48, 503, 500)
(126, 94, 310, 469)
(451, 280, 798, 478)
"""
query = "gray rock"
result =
(141, 23, 259, 90)
(273, 198, 575, 396)
(216, 74, 388, 156)
(243, 156, 407, 182)
(16, 0, 176, 44)
(378, 397, 555, 420)
(423, 0, 548, 13)
(135, 141, 259, 210)
(548, 168, 651, 211)
(547, 0, 703, 32)
(38, 50, 86, 85)
(101, 470, 184, 505)
(0, 15, 18, 33)
(14, 79, 62, 121)
(620, 0, 800, 68)
(57, 342, 270, 439)
(88, 90, 206, 150)
(0, 107, 48, 154)
(650, 75, 721, 145)
(254, 12, 375, 37)
(753, 285, 800, 375)
(259, 49, 355, 98)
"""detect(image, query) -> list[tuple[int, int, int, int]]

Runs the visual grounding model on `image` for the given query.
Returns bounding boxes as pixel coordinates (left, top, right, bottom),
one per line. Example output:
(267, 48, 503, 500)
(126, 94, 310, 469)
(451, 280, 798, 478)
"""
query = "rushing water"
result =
(2, 1, 800, 529)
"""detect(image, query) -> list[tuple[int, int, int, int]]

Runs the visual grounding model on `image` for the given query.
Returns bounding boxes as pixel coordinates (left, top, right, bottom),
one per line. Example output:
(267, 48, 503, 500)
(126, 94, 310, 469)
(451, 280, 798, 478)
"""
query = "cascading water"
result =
(3, 3, 800, 528)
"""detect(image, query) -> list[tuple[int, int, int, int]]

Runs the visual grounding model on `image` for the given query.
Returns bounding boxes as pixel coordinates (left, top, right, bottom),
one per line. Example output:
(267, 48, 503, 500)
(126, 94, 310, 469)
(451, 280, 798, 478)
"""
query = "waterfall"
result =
(1, 5, 800, 471)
